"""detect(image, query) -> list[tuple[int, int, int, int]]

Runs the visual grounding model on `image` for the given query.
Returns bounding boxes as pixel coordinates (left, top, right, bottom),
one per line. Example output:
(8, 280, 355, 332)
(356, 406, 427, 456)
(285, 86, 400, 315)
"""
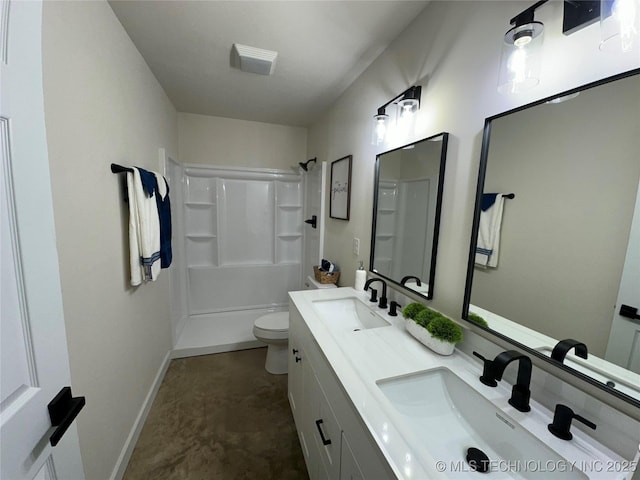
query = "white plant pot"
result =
(405, 319, 456, 356)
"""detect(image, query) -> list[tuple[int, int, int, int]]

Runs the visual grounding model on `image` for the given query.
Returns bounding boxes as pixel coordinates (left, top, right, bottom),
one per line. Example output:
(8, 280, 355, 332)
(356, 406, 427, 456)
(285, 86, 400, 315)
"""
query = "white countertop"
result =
(289, 287, 629, 480)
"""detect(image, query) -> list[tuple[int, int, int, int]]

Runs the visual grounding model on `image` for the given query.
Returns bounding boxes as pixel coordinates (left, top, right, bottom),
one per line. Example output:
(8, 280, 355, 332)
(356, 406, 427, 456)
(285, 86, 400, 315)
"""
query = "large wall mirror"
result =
(370, 133, 448, 299)
(463, 69, 640, 408)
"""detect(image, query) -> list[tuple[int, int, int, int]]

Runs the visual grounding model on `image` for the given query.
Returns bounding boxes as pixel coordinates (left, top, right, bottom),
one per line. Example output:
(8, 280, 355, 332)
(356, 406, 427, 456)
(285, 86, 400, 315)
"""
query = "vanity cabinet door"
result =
(340, 433, 364, 480)
(310, 371, 341, 479)
(288, 316, 304, 426)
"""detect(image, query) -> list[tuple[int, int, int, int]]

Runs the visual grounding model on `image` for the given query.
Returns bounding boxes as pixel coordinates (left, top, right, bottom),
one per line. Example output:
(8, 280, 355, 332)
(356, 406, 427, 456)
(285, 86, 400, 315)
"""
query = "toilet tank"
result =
(303, 275, 337, 290)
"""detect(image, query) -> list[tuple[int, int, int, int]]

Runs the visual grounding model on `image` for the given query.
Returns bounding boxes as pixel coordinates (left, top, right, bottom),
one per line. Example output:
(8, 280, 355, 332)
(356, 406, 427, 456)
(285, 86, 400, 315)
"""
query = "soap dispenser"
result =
(355, 261, 366, 291)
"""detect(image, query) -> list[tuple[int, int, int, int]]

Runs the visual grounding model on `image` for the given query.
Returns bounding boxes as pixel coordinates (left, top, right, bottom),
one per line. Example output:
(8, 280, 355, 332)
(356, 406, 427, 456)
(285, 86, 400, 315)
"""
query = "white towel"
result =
(475, 194, 505, 268)
(127, 168, 161, 285)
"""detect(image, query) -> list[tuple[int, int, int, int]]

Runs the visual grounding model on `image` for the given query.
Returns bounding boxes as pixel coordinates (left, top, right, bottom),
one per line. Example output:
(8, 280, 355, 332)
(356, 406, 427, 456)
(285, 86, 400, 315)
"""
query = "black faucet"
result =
(388, 301, 402, 316)
(400, 275, 421, 286)
(548, 404, 596, 440)
(485, 350, 533, 412)
(364, 278, 387, 309)
(551, 339, 588, 363)
(368, 288, 378, 303)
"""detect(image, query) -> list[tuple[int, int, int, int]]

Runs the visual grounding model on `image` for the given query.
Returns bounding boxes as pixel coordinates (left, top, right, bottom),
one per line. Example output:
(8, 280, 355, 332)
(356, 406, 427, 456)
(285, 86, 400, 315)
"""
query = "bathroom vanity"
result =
(288, 287, 636, 480)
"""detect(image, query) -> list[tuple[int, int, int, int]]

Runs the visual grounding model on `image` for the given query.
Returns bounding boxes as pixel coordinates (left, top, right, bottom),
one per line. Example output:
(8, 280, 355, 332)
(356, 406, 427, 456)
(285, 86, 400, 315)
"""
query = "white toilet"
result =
(253, 275, 336, 374)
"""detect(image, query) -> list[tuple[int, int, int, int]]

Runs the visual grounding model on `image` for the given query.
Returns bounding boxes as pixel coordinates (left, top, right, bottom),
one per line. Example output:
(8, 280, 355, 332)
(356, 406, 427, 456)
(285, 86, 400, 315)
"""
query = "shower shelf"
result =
(375, 234, 395, 239)
(278, 234, 303, 239)
(185, 201, 216, 207)
(377, 208, 395, 213)
(277, 204, 302, 209)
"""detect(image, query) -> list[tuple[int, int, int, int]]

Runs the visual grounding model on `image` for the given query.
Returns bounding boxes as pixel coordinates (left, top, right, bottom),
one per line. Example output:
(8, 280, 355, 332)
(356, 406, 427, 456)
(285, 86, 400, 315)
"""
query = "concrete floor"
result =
(123, 348, 308, 480)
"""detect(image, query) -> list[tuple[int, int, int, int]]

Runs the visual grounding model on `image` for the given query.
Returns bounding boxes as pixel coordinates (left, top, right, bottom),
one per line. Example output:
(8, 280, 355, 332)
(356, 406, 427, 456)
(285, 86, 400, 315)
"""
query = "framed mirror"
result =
(463, 69, 640, 408)
(370, 132, 448, 299)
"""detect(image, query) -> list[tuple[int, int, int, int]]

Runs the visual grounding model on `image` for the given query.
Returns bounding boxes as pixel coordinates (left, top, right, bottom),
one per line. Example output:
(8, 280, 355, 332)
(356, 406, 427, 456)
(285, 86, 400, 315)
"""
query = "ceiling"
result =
(109, 1, 429, 127)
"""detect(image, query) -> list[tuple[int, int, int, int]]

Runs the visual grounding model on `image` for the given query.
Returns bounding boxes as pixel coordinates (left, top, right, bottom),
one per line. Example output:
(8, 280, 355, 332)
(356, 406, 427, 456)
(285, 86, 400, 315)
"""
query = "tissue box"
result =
(313, 265, 340, 284)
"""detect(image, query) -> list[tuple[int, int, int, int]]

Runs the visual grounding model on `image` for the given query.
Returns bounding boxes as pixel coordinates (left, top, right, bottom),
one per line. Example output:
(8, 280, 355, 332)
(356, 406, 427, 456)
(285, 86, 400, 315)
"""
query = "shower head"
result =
(299, 158, 317, 172)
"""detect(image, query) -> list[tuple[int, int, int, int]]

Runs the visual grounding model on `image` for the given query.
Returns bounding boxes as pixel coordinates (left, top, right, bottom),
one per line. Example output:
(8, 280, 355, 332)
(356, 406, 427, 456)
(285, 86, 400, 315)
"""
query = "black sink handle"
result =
(548, 404, 596, 441)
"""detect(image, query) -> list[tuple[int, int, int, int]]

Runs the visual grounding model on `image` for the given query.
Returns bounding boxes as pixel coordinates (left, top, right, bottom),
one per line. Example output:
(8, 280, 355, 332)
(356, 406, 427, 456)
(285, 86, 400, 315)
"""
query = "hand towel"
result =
(126, 168, 161, 285)
(475, 193, 505, 268)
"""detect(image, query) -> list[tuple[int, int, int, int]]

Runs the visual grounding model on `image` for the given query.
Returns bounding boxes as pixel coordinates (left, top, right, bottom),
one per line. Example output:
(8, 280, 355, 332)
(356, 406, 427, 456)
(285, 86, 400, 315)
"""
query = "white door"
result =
(605, 178, 640, 374)
(302, 161, 326, 280)
(1, 1, 84, 478)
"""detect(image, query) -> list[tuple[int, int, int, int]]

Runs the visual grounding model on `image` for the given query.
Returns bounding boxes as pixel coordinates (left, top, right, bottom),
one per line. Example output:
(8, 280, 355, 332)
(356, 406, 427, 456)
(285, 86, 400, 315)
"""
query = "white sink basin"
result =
(377, 368, 588, 479)
(536, 346, 640, 400)
(312, 297, 391, 332)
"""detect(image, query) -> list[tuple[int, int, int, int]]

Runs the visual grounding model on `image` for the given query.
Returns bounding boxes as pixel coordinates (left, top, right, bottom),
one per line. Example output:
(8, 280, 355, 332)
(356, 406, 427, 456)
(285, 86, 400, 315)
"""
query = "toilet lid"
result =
(255, 312, 289, 332)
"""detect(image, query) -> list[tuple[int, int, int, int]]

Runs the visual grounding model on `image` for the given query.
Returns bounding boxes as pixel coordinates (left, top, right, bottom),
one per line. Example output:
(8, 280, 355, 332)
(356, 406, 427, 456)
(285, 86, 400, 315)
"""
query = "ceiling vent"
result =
(231, 43, 278, 76)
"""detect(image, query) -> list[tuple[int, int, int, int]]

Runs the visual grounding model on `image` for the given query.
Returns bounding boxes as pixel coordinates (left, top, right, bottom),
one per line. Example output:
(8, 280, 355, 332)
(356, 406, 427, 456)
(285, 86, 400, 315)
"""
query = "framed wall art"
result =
(330, 155, 352, 220)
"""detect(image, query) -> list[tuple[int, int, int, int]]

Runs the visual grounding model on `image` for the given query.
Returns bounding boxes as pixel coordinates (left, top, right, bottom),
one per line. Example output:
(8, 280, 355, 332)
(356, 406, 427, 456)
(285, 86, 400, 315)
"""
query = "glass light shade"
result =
(372, 113, 389, 145)
(397, 98, 419, 119)
(498, 23, 544, 95)
(395, 98, 418, 142)
(600, 0, 640, 52)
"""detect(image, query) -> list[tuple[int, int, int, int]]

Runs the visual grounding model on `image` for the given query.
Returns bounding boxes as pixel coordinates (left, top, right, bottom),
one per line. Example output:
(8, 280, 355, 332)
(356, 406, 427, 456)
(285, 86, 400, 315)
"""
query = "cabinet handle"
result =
(295, 356, 302, 363)
(315, 419, 332, 446)
(292, 348, 299, 355)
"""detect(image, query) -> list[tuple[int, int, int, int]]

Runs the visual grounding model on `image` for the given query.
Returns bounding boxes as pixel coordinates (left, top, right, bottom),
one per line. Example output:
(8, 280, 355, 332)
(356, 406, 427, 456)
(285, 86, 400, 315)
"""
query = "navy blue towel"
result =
(137, 167, 172, 269)
(481, 193, 498, 212)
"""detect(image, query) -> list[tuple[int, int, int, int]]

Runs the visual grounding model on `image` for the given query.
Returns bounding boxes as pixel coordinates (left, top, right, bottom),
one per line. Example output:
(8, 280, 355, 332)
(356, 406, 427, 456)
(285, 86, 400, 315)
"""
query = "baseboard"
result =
(109, 350, 171, 480)
(171, 340, 264, 359)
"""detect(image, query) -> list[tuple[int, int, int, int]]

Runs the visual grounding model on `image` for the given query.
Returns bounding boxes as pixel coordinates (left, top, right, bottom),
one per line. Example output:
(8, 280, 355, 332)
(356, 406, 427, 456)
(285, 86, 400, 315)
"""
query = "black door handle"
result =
(48, 387, 86, 446)
(315, 419, 331, 445)
(304, 215, 317, 229)
(619, 304, 640, 321)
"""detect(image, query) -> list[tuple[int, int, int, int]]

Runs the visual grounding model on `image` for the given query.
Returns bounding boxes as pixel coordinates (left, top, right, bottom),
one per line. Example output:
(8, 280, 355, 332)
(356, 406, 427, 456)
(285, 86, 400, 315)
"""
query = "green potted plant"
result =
(401, 302, 426, 320)
(414, 307, 441, 328)
(405, 309, 463, 356)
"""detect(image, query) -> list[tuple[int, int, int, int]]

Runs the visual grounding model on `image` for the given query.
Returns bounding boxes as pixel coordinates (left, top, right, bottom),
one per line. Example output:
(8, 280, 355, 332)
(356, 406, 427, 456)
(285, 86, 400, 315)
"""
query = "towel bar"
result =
(111, 163, 133, 202)
(111, 163, 133, 174)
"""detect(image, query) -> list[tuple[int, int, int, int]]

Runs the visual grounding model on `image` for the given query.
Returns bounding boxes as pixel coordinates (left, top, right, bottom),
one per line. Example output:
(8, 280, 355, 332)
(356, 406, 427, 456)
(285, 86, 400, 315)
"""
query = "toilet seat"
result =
(254, 311, 288, 332)
(253, 312, 288, 341)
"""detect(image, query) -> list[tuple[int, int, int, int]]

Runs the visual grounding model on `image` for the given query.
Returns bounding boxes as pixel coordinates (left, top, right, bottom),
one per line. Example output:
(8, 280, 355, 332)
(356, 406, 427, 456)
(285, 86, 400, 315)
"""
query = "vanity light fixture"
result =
(371, 86, 422, 145)
(372, 110, 390, 146)
(600, 0, 640, 52)
(562, 0, 639, 51)
(498, 1, 549, 95)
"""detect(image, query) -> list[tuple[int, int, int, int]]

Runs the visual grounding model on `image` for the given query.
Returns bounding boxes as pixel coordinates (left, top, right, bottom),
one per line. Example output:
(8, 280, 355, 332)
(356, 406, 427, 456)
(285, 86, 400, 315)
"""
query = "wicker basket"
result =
(313, 265, 340, 285)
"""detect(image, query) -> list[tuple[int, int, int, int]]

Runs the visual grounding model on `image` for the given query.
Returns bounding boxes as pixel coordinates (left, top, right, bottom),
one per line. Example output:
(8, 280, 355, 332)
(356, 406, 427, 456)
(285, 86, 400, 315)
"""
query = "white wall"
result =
(308, 0, 640, 321)
(178, 113, 307, 169)
(42, 2, 177, 479)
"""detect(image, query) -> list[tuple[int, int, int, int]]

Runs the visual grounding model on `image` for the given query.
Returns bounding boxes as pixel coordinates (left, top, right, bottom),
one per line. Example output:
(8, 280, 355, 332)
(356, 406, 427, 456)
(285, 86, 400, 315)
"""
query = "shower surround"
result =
(172, 165, 303, 357)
